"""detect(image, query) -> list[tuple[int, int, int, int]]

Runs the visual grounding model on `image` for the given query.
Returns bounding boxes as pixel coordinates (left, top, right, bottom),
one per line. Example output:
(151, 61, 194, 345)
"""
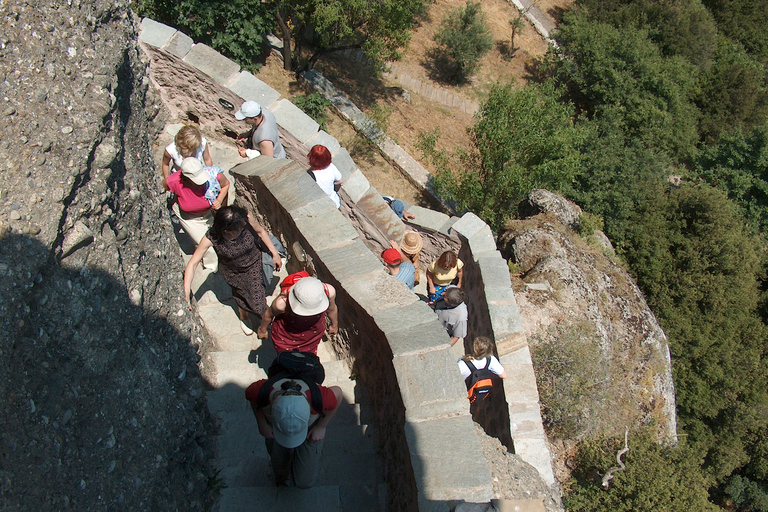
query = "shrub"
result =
(431, 1, 493, 83)
(293, 93, 332, 131)
(564, 429, 718, 511)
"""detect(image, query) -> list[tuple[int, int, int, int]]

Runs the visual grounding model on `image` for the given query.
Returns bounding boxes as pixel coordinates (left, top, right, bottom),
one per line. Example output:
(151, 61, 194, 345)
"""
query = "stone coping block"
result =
(166, 31, 194, 59)
(478, 256, 512, 290)
(272, 98, 319, 143)
(342, 170, 370, 204)
(451, 212, 488, 240)
(183, 43, 240, 85)
(316, 240, 386, 283)
(386, 319, 452, 356)
(406, 416, 493, 501)
(372, 301, 437, 335)
(512, 438, 556, 486)
(356, 187, 406, 242)
(488, 303, 524, 338)
(496, 332, 528, 357)
(295, 214, 360, 252)
(467, 224, 497, 255)
(330, 148, 356, 182)
(438, 216, 460, 235)
(226, 71, 281, 108)
(485, 286, 520, 308)
(231, 155, 295, 179)
(306, 130, 341, 155)
(268, 170, 334, 215)
(139, 18, 176, 48)
(407, 205, 450, 234)
(343, 271, 419, 317)
(394, 347, 467, 421)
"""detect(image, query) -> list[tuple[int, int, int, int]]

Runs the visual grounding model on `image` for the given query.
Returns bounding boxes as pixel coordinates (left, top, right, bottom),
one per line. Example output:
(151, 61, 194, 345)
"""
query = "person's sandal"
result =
(240, 320, 254, 336)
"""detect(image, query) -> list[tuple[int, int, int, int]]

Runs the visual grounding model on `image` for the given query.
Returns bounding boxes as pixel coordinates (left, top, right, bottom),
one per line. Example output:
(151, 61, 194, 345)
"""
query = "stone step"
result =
(218, 483, 387, 512)
(208, 350, 268, 388)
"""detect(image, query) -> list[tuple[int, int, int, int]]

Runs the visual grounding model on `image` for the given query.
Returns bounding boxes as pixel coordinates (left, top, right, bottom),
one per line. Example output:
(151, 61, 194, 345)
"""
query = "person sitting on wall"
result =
(434, 285, 468, 347)
(308, 144, 343, 209)
(394, 231, 423, 286)
(382, 195, 416, 220)
(382, 247, 416, 291)
(257, 276, 339, 355)
(427, 250, 464, 303)
(235, 100, 286, 159)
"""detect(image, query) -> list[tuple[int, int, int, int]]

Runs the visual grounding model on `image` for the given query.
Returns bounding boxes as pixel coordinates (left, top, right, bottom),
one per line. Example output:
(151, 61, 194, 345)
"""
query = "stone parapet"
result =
(139, 18, 555, 508)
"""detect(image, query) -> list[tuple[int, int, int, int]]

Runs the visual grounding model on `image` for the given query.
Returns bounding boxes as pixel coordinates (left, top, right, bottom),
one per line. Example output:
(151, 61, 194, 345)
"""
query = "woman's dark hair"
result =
(210, 206, 248, 240)
(308, 144, 332, 170)
(436, 251, 457, 270)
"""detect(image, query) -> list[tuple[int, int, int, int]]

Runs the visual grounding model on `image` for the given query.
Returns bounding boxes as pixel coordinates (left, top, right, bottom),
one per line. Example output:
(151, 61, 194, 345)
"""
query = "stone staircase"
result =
(188, 262, 386, 511)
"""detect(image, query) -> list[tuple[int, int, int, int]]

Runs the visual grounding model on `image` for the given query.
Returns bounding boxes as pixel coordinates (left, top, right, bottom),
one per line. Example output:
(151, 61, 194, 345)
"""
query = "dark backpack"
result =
(256, 350, 325, 416)
(463, 359, 495, 403)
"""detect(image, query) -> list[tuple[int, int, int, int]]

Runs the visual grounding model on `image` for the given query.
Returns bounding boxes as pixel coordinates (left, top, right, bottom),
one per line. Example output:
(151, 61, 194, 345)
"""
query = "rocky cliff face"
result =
(0, 1, 215, 509)
(500, 190, 677, 473)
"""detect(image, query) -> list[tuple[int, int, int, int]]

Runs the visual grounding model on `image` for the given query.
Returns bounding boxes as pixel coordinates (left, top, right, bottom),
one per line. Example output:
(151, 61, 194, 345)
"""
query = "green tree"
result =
(695, 123, 768, 235)
(418, 81, 587, 230)
(431, 1, 494, 83)
(574, 0, 717, 68)
(135, 0, 273, 69)
(565, 429, 719, 511)
(703, 0, 768, 65)
(696, 39, 768, 143)
(274, 0, 428, 71)
(551, 12, 700, 162)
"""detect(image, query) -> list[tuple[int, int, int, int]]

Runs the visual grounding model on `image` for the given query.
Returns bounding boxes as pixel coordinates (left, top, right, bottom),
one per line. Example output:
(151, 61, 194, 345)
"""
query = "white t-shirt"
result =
(311, 163, 342, 208)
(165, 137, 208, 170)
(457, 356, 505, 380)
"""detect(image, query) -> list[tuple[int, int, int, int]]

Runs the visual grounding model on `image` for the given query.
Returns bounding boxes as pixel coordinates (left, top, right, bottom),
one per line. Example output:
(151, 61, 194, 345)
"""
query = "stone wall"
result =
(138, 17, 557, 507)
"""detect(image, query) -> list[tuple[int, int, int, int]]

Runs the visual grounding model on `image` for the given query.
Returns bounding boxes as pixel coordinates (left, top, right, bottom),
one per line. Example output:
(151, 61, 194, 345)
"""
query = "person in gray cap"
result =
(235, 100, 286, 159)
(246, 376, 343, 488)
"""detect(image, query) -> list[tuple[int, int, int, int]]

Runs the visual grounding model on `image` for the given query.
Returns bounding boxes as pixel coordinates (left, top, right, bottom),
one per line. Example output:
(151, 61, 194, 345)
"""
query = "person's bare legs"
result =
(239, 307, 253, 335)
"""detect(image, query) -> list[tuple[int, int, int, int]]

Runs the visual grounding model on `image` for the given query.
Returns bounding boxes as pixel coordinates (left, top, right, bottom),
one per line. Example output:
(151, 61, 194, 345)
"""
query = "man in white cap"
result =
(257, 276, 338, 354)
(234, 100, 286, 159)
(246, 376, 343, 488)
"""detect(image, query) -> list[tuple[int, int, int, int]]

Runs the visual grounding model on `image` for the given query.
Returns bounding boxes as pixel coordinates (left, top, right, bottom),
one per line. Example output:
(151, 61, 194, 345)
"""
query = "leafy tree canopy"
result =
(276, 0, 429, 71)
(552, 12, 700, 162)
(565, 429, 719, 511)
(696, 39, 768, 143)
(419, 81, 588, 230)
(574, 0, 718, 68)
(430, 1, 494, 83)
(136, 0, 273, 69)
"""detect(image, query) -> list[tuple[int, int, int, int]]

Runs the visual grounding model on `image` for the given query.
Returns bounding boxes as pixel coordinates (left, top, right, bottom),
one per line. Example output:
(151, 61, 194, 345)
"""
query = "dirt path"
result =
(256, 0, 571, 207)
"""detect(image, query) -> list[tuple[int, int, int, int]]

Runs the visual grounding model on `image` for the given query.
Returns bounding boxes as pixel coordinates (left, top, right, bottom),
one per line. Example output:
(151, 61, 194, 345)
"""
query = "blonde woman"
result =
(161, 125, 213, 179)
(458, 336, 507, 403)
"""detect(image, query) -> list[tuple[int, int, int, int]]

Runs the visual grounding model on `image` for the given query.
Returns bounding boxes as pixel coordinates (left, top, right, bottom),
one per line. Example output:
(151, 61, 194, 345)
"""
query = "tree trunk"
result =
(276, 9, 292, 72)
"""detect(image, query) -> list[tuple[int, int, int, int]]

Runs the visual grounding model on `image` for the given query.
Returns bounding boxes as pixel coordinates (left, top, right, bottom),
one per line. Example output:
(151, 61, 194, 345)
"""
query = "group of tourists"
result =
(163, 100, 506, 489)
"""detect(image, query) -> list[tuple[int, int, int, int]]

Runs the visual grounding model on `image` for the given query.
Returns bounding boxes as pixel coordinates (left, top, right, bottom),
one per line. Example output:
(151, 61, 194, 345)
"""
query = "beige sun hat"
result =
(401, 230, 423, 255)
(180, 157, 208, 186)
(288, 277, 329, 316)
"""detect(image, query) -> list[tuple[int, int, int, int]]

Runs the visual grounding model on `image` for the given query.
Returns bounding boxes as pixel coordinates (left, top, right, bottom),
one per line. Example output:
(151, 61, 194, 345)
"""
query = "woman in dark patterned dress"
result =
(184, 206, 283, 335)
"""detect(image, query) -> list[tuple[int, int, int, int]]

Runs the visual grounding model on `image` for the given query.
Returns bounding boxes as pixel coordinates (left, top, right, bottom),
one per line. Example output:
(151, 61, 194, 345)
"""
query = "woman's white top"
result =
(311, 163, 342, 208)
(457, 356, 505, 379)
(165, 137, 208, 170)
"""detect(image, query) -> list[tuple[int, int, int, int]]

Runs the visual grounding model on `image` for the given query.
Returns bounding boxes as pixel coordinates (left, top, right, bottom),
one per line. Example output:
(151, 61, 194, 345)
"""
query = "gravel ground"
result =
(0, 1, 217, 510)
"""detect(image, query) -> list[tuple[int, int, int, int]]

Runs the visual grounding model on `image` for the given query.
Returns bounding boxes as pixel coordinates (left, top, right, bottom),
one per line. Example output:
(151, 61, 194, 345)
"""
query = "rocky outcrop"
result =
(0, 1, 215, 510)
(500, 191, 677, 450)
